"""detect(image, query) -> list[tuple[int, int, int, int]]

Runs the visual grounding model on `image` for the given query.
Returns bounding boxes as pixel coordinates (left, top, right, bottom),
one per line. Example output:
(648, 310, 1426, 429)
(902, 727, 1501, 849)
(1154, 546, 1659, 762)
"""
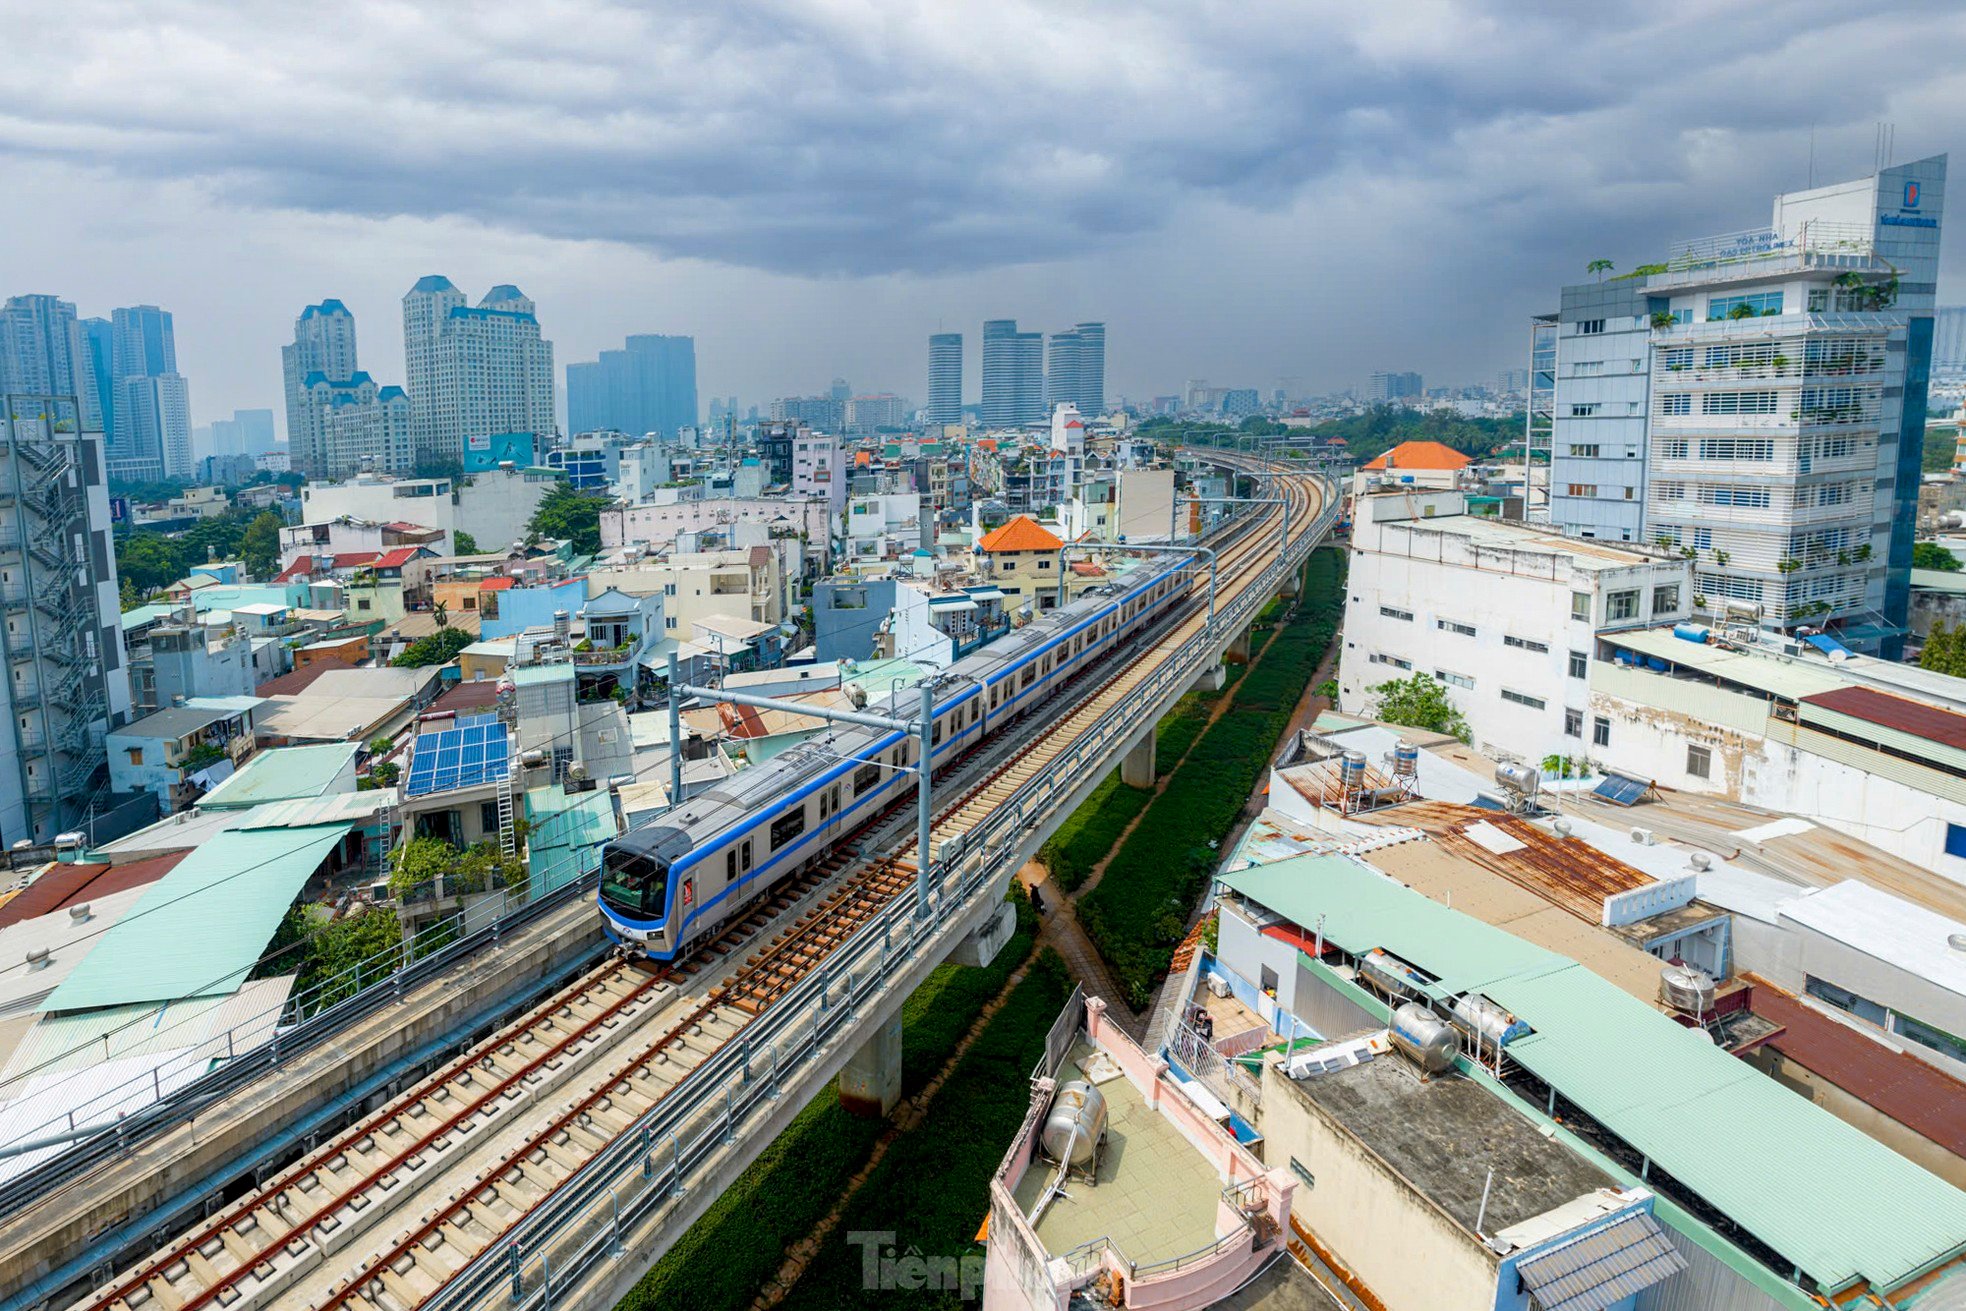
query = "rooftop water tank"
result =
(1450, 994, 1530, 1052)
(1338, 750, 1368, 790)
(1390, 1003, 1458, 1075)
(1041, 1081, 1108, 1168)
(1659, 965, 1717, 1016)
(1392, 743, 1420, 779)
(1494, 761, 1540, 796)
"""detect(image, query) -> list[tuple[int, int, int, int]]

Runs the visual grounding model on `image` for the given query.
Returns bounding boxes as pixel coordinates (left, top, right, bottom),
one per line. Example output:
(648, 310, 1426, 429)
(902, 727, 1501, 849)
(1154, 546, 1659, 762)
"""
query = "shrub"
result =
(1038, 770, 1151, 893)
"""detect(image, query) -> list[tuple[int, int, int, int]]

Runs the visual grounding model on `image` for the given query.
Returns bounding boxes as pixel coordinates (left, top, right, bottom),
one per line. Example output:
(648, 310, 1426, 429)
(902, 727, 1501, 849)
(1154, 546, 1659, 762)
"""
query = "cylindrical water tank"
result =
(1450, 994, 1530, 1051)
(1359, 948, 1429, 1001)
(1041, 1081, 1107, 1167)
(1390, 1003, 1458, 1075)
(1659, 965, 1717, 1016)
(1673, 623, 1712, 645)
(1392, 743, 1420, 778)
(1339, 750, 1368, 790)
(553, 610, 571, 642)
(1495, 762, 1540, 795)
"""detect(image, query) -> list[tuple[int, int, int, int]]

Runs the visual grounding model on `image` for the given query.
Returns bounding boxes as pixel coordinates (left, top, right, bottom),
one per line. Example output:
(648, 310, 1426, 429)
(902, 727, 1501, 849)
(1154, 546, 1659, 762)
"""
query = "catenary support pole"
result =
(667, 651, 683, 810)
(917, 682, 934, 915)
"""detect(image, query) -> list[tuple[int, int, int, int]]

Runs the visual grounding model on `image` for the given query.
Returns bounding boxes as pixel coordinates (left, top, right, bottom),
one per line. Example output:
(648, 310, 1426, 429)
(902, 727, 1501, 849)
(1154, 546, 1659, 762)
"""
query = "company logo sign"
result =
(1905, 181, 1921, 209)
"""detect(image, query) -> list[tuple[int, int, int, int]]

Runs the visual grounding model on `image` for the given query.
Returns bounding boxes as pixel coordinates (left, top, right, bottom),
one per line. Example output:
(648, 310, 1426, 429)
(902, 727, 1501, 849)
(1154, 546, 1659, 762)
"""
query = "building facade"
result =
(981, 319, 1044, 427)
(1045, 321, 1106, 415)
(117, 372, 194, 482)
(0, 401, 129, 844)
(926, 331, 962, 425)
(1546, 156, 1947, 652)
(402, 278, 555, 473)
(565, 333, 697, 439)
(0, 296, 101, 433)
(1369, 369, 1423, 401)
(282, 299, 361, 477)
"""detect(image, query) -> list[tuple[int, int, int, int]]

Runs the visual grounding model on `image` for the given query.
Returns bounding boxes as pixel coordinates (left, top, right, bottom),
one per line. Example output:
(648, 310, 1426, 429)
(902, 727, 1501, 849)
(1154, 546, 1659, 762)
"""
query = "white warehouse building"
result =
(1339, 489, 1693, 765)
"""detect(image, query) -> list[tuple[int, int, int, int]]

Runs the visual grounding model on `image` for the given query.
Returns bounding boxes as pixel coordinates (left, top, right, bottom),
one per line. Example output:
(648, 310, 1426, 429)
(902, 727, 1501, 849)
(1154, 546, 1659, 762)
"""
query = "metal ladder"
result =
(495, 751, 517, 857)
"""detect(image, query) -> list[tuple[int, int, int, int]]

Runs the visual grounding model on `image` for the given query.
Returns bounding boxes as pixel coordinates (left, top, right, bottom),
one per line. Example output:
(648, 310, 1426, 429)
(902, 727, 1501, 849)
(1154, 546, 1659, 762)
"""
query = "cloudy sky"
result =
(1, 0, 1961, 433)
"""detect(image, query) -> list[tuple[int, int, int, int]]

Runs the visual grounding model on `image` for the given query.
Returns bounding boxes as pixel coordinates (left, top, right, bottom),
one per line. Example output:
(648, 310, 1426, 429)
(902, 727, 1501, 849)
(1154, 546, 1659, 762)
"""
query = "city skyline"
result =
(5, 5, 1962, 430)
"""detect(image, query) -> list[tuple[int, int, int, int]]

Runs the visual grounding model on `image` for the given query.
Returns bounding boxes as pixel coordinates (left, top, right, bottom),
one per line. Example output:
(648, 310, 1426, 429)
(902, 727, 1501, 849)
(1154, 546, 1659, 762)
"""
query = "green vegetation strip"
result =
(1078, 547, 1346, 1006)
(777, 950, 1073, 1310)
(616, 891, 1038, 1311)
(1036, 770, 1150, 894)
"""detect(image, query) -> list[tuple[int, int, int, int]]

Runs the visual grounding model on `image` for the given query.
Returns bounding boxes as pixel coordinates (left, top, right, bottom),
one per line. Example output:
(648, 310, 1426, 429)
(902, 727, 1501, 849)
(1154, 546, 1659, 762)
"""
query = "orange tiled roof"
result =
(977, 514, 1064, 553)
(1361, 440, 1472, 472)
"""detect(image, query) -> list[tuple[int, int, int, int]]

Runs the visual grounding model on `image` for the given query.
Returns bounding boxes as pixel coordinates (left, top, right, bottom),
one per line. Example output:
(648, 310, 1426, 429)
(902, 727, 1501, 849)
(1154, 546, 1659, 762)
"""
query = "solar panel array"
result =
(404, 720, 512, 797)
(1591, 773, 1648, 807)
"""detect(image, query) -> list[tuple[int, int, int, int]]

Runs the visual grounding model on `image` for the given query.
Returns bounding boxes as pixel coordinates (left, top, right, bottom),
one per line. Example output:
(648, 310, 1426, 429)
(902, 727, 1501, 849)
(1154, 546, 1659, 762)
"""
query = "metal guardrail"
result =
(432, 469, 1336, 1311)
(0, 871, 604, 1217)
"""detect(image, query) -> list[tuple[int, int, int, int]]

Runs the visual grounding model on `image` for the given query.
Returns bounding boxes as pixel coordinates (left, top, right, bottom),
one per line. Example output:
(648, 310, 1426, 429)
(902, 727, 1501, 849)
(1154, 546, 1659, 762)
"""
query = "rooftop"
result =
(110, 704, 244, 742)
(1221, 853, 1966, 1294)
(0, 853, 187, 931)
(1360, 440, 1472, 472)
(195, 743, 360, 810)
(977, 514, 1065, 553)
(45, 823, 351, 1013)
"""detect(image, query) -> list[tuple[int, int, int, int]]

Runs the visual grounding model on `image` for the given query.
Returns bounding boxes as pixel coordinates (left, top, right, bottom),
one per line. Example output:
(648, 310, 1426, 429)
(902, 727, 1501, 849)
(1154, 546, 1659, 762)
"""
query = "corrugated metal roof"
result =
(1222, 852, 1966, 1294)
(232, 790, 396, 830)
(1776, 880, 1966, 1001)
(0, 852, 186, 929)
(1801, 684, 1966, 752)
(525, 787, 618, 898)
(0, 976, 292, 1086)
(0, 886, 153, 1020)
(1514, 1210, 1686, 1311)
(44, 825, 349, 1013)
(1600, 630, 1844, 702)
(0, 1045, 215, 1184)
(196, 743, 360, 809)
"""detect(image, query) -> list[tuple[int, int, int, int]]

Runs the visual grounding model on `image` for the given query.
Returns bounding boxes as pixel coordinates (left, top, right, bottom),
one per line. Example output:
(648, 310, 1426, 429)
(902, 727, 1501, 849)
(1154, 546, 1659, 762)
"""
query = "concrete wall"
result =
(1258, 1059, 1501, 1311)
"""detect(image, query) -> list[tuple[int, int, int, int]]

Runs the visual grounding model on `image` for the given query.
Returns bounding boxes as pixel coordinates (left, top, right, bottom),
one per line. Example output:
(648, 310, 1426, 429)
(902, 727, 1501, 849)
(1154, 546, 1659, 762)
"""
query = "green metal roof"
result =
(1221, 853, 1966, 1295)
(524, 787, 617, 897)
(46, 823, 351, 1013)
(197, 743, 361, 810)
(120, 604, 174, 631)
(510, 663, 575, 686)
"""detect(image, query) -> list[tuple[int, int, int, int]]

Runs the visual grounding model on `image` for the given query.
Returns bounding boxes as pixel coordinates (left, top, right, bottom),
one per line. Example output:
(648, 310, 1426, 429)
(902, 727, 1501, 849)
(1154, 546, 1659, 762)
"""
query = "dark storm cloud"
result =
(3, 0, 1954, 280)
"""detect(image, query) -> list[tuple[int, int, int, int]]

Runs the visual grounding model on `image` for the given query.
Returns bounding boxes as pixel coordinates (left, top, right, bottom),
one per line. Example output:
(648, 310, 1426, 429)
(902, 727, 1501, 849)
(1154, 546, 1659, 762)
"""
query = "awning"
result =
(929, 596, 978, 611)
(1513, 1210, 1686, 1311)
(1801, 632, 1854, 659)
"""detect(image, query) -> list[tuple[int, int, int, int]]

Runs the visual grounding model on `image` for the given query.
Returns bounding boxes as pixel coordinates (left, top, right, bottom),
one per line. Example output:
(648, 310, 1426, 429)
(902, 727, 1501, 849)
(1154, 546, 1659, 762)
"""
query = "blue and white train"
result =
(599, 554, 1196, 961)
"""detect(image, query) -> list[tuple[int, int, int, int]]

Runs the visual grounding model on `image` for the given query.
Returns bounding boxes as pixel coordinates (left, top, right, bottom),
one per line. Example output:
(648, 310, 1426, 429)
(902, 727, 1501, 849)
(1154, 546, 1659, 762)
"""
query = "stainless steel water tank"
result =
(1338, 750, 1368, 790)
(1041, 1081, 1107, 1167)
(1494, 761, 1540, 795)
(1392, 743, 1420, 778)
(1659, 965, 1717, 1016)
(1390, 1003, 1458, 1075)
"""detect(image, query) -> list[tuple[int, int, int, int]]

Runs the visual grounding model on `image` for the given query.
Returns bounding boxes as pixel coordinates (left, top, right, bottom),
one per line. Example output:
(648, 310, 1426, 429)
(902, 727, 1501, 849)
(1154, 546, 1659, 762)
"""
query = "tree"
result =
(392, 626, 474, 668)
(239, 510, 284, 581)
(434, 600, 450, 630)
(1921, 621, 1966, 677)
(1368, 673, 1470, 742)
(1915, 542, 1963, 573)
(1587, 258, 1615, 282)
(527, 484, 612, 555)
(453, 529, 480, 556)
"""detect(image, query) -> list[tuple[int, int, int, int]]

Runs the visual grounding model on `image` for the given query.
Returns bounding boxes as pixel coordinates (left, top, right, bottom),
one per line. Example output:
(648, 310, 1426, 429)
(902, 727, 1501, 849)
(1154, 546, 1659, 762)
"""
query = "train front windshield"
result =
(601, 848, 668, 920)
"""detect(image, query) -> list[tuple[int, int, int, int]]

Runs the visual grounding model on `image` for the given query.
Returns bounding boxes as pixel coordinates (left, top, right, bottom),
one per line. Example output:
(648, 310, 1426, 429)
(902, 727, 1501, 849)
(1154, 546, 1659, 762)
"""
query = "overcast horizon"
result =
(2, 0, 1961, 435)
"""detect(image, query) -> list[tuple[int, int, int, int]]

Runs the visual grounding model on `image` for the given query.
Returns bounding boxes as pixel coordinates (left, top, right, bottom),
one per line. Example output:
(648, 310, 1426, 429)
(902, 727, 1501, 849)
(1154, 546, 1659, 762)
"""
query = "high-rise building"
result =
(0, 393, 129, 844)
(283, 299, 360, 476)
(566, 334, 698, 438)
(1368, 370, 1423, 401)
(1935, 306, 1966, 378)
(209, 408, 277, 459)
(299, 374, 415, 476)
(829, 377, 851, 402)
(0, 295, 102, 433)
(926, 332, 963, 425)
(402, 278, 555, 473)
(81, 318, 115, 448)
(1543, 154, 1947, 654)
(981, 319, 1044, 426)
(103, 305, 190, 481)
(846, 394, 907, 434)
(769, 395, 845, 431)
(1046, 322, 1105, 414)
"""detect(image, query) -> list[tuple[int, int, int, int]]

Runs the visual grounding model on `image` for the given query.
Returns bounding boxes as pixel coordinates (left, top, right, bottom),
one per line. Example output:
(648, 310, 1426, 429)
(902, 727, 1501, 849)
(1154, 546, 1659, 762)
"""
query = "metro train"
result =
(598, 552, 1197, 960)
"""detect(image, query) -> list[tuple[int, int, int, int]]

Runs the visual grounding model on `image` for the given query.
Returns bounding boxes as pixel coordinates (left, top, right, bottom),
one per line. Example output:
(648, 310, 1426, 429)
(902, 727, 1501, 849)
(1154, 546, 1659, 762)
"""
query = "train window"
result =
(970, 702, 979, 725)
(855, 762, 880, 794)
(831, 785, 842, 814)
(771, 808, 805, 849)
(726, 849, 737, 884)
(818, 790, 829, 820)
(1021, 666, 1035, 688)
(601, 849, 666, 919)
(741, 840, 753, 871)
(932, 720, 943, 746)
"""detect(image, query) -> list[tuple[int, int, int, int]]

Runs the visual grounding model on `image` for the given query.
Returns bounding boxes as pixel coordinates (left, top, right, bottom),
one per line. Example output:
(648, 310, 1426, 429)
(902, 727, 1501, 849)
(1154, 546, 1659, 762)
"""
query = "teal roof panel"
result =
(45, 823, 351, 1012)
(197, 744, 360, 810)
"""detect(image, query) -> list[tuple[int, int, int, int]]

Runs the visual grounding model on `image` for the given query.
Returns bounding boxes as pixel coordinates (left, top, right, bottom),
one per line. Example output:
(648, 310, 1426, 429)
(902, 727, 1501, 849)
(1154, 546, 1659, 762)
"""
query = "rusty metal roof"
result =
(1801, 684, 1966, 751)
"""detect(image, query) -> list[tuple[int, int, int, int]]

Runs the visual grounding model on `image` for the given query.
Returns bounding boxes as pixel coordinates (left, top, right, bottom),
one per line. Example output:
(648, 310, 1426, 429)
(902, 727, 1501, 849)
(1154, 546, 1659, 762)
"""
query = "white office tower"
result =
(283, 299, 361, 477)
(1545, 155, 1946, 654)
(402, 278, 555, 473)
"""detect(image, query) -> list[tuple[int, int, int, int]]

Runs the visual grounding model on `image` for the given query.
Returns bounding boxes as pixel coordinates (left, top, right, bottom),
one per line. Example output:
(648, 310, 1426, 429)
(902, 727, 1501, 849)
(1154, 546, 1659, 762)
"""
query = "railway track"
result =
(65, 462, 1326, 1311)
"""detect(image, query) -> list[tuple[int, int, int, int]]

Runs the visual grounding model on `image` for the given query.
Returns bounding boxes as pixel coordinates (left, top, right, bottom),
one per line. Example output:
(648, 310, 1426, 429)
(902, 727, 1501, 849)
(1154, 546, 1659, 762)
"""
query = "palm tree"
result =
(1587, 258, 1615, 282)
(434, 601, 450, 631)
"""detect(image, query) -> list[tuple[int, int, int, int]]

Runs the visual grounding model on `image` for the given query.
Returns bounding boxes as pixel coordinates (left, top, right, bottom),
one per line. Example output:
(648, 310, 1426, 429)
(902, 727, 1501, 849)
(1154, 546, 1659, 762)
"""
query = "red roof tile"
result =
(0, 851, 189, 929)
(433, 679, 504, 714)
(1751, 982, 1966, 1157)
(371, 547, 423, 569)
(478, 576, 515, 591)
(1800, 685, 1966, 752)
(275, 555, 316, 582)
(332, 551, 382, 569)
(1361, 440, 1472, 472)
(977, 515, 1063, 553)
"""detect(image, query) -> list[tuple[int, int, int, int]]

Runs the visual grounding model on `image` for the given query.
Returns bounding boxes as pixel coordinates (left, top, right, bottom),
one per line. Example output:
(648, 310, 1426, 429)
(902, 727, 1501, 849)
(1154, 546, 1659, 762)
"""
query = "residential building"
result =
(298, 473, 456, 554)
(591, 546, 784, 635)
(454, 465, 564, 552)
(1545, 155, 1948, 653)
(565, 333, 697, 439)
(547, 429, 632, 491)
(281, 299, 361, 477)
(845, 393, 905, 434)
(768, 395, 844, 432)
(1351, 439, 1474, 496)
(790, 429, 843, 514)
(0, 401, 129, 845)
(981, 319, 1044, 427)
(1044, 321, 1105, 415)
(291, 372, 413, 478)
(1219, 387, 1259, 419)
(601, 496, 831, 569)
(106, 700, 261, 815)
(1936, 306, 1966, 378)
(926, 331, 963, 425)
(402, 277, 555, 473)
(116, 372, 194, 481)
(207, 407, 277, 460)
(0, 296, 101, 433)
(124, 604, 256, 713)
(843, 492, 925, 564)
(1368, 369, 1423, 401)
(755, 420, 801, 485)
(974, 513, 1065, 613)
(1340, 489, 1693, 765)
